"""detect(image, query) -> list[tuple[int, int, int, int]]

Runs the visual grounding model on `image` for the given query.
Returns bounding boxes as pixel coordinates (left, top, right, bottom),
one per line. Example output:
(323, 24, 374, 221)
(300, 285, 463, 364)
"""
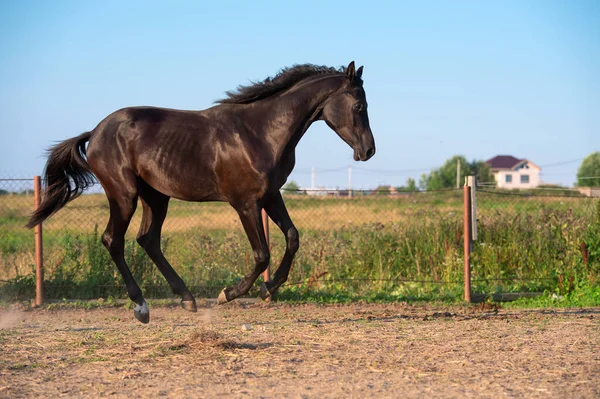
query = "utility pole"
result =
(311, 167, 316, 192)
(456, 159, 461, 189)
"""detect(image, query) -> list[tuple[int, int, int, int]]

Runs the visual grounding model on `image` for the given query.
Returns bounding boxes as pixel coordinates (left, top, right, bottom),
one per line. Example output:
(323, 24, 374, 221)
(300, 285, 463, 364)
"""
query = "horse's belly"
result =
(138, 162, 224, 202)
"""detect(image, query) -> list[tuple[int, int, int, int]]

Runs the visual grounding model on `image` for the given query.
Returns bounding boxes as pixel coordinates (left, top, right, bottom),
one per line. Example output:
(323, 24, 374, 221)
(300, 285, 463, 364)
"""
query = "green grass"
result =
(502, 282, 600, 308)
(1, 192, 599, 305)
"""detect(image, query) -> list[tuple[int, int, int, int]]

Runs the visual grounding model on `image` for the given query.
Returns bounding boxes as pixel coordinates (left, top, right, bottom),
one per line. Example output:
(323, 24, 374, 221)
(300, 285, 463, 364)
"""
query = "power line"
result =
(292, 165, 437, 175)
(352, 165, 435, 175)
(539, 158, 584, 168)
(293, 166, 348, 174)
(293, 157, 588, 178)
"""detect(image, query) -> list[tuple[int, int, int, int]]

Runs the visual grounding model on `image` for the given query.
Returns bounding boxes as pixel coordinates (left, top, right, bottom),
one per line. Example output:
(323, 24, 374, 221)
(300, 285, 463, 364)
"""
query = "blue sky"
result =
(0, 0, 598, 189)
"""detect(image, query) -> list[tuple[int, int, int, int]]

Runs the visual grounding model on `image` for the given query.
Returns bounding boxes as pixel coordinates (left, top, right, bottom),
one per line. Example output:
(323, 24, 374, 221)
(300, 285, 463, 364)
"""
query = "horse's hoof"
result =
(133, 302, 150, 324)
(260, 282, 272, 301)
(217, 288, 230, 305)
(181, 299, 197, 312)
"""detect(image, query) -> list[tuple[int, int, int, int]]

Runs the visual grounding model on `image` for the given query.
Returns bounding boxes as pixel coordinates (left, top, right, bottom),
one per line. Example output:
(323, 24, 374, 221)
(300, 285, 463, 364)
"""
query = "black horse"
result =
(27, 62, 376, 323)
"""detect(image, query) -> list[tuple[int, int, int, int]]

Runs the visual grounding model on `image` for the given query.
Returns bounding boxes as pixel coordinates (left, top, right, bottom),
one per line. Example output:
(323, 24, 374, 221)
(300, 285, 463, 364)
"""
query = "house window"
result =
(505, 174, 512, 183)
(521, 175, 530, 184)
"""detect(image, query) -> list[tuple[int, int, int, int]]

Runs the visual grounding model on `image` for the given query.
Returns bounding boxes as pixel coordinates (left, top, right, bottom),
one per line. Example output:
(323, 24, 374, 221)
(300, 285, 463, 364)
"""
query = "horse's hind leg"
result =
(137, 183, 197, 312)
(102, 193, 150, 323)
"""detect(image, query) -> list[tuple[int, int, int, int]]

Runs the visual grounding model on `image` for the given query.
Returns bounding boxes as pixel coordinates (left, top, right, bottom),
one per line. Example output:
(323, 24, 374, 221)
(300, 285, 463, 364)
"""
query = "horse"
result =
(27, 61, 376, 323)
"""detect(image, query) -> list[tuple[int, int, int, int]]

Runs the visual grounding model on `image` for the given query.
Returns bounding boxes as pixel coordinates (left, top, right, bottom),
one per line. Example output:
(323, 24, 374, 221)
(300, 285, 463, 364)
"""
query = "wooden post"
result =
(463, 181, 472, 303)
(34, 176, 44, 307)
(261, 209, 270, 283)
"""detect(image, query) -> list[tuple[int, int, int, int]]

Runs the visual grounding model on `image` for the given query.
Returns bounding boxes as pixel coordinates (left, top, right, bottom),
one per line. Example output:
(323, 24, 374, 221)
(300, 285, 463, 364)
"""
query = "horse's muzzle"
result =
(354, 146, 376, 161)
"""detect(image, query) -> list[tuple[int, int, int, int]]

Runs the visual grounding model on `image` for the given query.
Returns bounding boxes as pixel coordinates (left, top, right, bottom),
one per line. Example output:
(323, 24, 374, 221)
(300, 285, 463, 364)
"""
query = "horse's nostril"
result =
(366, 148, 375, 158)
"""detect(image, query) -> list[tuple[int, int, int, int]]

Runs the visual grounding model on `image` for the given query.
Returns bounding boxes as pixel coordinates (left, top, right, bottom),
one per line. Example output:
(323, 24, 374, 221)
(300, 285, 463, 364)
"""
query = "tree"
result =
(420, 155, 494, 191)
(282, 180, 303, 194)
(395, 178, 418, 193)
(470, 160, 494, 186)
(577, 152, 600, 187)
(376, 185, 392, 195)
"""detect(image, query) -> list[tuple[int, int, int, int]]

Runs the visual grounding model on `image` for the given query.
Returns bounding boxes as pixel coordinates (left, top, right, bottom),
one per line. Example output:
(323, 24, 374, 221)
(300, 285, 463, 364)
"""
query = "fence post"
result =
(33, 176, 44, 307)
(463, 179, 472, 303)
(469, 175, 477, 241)
(261, 209, 270, 284)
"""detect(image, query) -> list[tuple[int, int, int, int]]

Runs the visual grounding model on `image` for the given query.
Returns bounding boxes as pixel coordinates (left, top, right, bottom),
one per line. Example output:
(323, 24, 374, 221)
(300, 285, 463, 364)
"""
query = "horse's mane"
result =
(216, 64, 346, 105)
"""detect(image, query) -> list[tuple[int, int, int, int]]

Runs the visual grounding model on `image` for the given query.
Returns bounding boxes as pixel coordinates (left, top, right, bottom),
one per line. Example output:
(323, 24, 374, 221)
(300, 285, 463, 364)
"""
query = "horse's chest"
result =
(268, 153, 295, 190)
(278, 153, 296, 177)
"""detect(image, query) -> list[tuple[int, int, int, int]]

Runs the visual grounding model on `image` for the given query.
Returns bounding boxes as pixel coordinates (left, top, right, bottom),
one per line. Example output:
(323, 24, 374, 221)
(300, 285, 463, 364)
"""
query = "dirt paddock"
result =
(0, 301, 598, 398)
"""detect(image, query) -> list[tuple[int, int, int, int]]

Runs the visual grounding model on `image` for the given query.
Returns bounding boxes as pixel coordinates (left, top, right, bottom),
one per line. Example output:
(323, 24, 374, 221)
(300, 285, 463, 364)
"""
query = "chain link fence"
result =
(1, 176, 598, 301)
(472, 187, 599, 296)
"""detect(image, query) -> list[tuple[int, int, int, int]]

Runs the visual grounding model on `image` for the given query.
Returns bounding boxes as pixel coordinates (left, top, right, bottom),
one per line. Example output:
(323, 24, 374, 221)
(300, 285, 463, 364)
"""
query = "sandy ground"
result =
(0, 301, 599, 398)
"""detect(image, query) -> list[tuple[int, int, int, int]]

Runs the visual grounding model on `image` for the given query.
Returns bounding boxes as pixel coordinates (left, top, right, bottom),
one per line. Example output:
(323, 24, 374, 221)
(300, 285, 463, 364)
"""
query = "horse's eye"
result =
(353, 103, 365, 112)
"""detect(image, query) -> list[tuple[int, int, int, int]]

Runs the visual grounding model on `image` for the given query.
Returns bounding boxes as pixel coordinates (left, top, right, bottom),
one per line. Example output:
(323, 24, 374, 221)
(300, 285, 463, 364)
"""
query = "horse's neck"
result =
(261, 75, 343, 158)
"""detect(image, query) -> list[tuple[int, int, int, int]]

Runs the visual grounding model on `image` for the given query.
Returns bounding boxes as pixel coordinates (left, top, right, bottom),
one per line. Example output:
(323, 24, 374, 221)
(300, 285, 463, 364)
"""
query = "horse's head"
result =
(321, 61, 376, 162)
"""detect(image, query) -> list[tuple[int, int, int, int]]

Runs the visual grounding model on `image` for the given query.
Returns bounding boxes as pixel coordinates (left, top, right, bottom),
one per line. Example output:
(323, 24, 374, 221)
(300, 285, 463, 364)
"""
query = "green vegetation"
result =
(1, 190, 599, 306)
(419, 155, 494, 190)
(282, 180, 303, 194)
(577, 152, 600, 187)
(395, 177, 418, 193)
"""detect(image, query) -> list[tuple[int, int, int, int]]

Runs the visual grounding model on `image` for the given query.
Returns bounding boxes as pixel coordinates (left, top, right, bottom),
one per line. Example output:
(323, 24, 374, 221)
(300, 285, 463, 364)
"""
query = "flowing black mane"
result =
(216, 64, 346, 105)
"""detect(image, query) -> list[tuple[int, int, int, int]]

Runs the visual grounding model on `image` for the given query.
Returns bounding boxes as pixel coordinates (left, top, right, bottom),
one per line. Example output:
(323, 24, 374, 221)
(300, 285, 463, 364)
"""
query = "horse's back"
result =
(86, 106, 224, 199)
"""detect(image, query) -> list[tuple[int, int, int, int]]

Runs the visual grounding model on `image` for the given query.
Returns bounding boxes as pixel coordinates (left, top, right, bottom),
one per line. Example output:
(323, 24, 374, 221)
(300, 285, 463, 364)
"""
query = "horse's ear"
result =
(356, 66, 363, 79)
(346, 61, 356, 81)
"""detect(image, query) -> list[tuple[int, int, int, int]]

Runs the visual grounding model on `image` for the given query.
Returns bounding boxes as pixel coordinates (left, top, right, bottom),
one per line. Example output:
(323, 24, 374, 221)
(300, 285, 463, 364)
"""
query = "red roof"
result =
(485, 155, 523, 170)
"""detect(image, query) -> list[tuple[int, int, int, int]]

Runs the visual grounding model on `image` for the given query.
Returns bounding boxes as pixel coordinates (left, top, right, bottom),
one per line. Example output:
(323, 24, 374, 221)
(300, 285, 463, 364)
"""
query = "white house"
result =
(486, 155, 541, 189)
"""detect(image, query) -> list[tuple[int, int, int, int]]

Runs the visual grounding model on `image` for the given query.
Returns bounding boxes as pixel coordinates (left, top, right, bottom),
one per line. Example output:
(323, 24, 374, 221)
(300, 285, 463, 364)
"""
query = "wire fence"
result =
(1, 176, 598, 301)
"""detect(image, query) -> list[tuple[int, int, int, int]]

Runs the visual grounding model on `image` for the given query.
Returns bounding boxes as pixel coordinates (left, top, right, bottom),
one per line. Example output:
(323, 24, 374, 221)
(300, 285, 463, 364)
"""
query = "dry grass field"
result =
(0, 192, 466, 234)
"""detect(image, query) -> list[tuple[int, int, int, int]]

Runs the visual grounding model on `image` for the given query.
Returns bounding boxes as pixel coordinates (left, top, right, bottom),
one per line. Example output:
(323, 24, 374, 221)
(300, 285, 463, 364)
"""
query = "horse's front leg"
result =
(217, 201, 270, 304)
(260, 192, 299, 300)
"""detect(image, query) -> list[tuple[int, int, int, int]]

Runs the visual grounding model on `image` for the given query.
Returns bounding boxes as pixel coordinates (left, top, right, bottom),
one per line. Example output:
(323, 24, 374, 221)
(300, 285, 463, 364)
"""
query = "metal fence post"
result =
(261, 209, 270, 284)
(463, 179, 472, 303)
(469, 175, 477, 241)
(33, 176, 44, 306)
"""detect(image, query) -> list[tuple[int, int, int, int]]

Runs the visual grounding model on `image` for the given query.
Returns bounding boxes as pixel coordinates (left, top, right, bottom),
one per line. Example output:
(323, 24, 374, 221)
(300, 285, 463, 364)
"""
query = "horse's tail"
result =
(26, 132, 95, 228)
